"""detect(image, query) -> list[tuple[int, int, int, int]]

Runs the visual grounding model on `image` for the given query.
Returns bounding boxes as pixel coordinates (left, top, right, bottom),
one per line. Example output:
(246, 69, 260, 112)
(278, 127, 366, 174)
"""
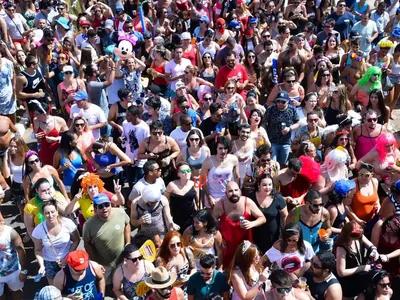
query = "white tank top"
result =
(9, 157, 24, 184)
(391, 60, 400, 75)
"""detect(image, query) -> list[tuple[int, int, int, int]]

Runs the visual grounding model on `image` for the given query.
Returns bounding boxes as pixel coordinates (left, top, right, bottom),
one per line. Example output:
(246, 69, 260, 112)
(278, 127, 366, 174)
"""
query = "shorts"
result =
(44, 260, 61, 279)
(11, 181, 25, 206)
(389, 75, 400, 85)
(0, 269, 24, 296)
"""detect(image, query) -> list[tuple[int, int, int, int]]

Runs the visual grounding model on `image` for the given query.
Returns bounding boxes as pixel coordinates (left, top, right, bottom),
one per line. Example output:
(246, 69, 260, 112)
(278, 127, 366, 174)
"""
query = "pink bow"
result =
(118, 31, 138, 46)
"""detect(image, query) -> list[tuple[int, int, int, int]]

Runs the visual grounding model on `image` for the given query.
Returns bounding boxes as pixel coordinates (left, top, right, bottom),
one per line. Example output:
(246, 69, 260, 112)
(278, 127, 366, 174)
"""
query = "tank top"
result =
(199, 43, 217, 59)
(332, 204, 348, 229)
(391, 59, 400, 75)
(219, 198, 253, 268)
(378, 233, 400, 276)
(59, 79, 79, 114)
(295, 206, 323, 252)
(325, 100, 340, 126)
(354, 125, 383, 160)
(151, 62, 167, 86)
(352, 179, 379, 222)
(20, 70, 47, 110)
(121, 261, 150, 300)
(62, 263, 99, 299)
(189, 230, 216, 269)
(115, 102, 127, 126)
(144, 137, 172, 179)
(206, 159, 233, 202)
(135, 201, 167, 246)
(60, 151, 83, 187)
(220, 94, 241, 124)
(36, 118, 61, 166)
(232, 268, 260, 300)
(0, 225, 19, 277)
(199, 68, 217, 84)
(309, 273, 340, 300)
(186, 147, 206, 170)
(389, 194, 400, 215)
(9, 157, 24, 184)
(183, 45, 197, 66)
(94, 151, 118, 174)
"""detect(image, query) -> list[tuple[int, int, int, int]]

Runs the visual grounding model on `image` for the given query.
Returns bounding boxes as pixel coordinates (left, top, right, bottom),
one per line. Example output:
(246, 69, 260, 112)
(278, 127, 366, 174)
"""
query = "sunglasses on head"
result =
(95, 202, 111, 209)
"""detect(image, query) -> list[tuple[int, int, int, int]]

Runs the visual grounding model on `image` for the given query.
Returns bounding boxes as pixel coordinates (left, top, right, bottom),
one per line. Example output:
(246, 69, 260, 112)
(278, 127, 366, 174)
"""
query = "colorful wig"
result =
(81, 173, 105, 193)
(378, 40, 394, 49)
(358, 66, 382, 91)
(299, 155, 321, 183)
(375, 133, 397, 163)
(321, 149, 348, 181)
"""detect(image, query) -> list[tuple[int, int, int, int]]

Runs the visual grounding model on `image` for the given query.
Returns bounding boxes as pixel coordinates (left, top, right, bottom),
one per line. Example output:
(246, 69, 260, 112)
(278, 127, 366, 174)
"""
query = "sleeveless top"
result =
(94, 151, 118, 174)
(36, 118, 60, 166)
(121, 261, 150, 300)
(199, 43, 217, 59)
(295, 206, 323, 253)
(378, 233, 400, 276)
(62, 263, 99, 299)
(151, 62, 167, 86)
(183, 46, 197, 66)
(332, 204, 348, 229)
(388, 193, 400, 215)
(309, 273, 339, 300)
(144, 137, 172, 180)
(170, 187, 196, 233)
(0, 225, 19, 276)
(391, 59, 400, 75)
(9, 157, 24, 184)
(59, 79, 79, 114)
(206, 159, 233, 202)
(60, 151, 83, 187)
(351, 179, 378, 222)
(219, 198, 253, 268)
(115, 102, 127, 128)
(186, 147, 207, 170)
(199, 68, 217, 84)
(354, 125, 383, 160)
(325, 100, 340, 126)
(231, 267, 260, 300)
(220, 94, 241, 124)
(189, 230, 216, 269)
(135, 201, 167, 246)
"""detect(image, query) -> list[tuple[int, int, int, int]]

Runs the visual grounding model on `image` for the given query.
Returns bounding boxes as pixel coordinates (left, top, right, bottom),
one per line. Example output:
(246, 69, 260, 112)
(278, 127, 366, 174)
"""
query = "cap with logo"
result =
(62, 65, 73, 73)
(66, 250, 89, 271)
(72, 90, 88, 101)
(276, 91, 290, 102)
(93, 193, 111, 205)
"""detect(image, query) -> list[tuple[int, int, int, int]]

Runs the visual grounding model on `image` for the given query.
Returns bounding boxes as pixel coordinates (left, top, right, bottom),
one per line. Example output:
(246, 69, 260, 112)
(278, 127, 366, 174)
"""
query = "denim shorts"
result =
(44, 260, 61, 279)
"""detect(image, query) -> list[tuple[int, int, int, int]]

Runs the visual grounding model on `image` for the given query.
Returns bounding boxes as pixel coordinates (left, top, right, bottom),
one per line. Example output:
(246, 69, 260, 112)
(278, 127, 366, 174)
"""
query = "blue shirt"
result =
(187, 270, 230, 300)
(328, 11, 356, 41)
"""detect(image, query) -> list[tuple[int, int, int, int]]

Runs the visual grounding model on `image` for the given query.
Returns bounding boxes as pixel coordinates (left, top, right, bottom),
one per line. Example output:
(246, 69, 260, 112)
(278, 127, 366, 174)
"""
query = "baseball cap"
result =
(66, 250, 89, 271)
(79, 19, 91, 27)
(72, 90, 88, 101)
(249, 17, 258, 24)
(175, 80, 186, 91)
(333, 179, 356, 196)
(104, 19, 114, 30)
(245, 28, 254, 36)
(56, 17, 70, 30)
(392, 27, 400, 39)
(116, 7, 124, 15)
(276, 91, 290, 102)
(62, 65, 73, 73)
(200, 15, 210, 24)
(229, 20, 241, 30)
(93, 193, 111, 206)
(181, 32, 191, 40)
(34, 286, 63, 300)
(142, 186, 161, 203)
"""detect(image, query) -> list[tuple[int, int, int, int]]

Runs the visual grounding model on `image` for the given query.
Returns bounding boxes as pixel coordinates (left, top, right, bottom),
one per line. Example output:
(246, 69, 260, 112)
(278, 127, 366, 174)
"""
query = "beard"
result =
(228, 195, 240, 203)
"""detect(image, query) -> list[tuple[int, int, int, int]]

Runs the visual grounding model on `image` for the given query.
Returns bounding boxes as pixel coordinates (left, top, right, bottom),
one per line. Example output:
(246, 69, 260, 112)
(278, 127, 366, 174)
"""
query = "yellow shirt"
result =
(78, 194, 95, 220)
(24, 192, 65, 226)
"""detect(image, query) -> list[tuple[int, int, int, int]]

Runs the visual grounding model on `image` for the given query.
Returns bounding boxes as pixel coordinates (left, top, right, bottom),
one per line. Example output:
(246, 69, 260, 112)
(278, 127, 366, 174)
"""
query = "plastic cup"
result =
(318, 228, 326, 239)
(298, 277, 307, 290)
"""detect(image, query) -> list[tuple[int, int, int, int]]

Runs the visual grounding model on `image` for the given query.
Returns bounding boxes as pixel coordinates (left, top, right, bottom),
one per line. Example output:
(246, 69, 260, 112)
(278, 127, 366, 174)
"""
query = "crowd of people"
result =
(0, 0, 400, 299)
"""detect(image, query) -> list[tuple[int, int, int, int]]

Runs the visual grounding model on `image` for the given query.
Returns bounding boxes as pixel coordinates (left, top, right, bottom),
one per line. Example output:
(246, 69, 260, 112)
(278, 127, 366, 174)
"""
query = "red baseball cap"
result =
(66, 250, 89, 271)
(79, 20, 91, 27)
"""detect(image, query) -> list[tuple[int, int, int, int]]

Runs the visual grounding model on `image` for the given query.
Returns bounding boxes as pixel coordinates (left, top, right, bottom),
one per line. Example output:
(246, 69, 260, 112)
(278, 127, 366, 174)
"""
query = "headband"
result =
(242, 240, 251, 254)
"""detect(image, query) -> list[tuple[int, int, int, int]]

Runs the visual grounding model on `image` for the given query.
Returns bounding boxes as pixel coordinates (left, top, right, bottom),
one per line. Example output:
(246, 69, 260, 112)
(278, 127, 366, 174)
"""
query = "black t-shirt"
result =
(199, 116, 228, 155)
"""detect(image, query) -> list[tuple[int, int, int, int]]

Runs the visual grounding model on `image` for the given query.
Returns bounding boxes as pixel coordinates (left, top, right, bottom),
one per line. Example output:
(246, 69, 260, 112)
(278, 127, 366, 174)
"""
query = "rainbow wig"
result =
(358, 66, 382, 91)
(376, 133, 397, 163)
(81, 173, 105, 193)
(299, 155, 321, 183)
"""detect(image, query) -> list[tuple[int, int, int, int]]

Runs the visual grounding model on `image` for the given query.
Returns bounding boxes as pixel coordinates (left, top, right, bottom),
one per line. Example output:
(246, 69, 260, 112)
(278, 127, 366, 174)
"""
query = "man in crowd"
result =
(328, 0, 355, 41)
(145, 266, 184, 300)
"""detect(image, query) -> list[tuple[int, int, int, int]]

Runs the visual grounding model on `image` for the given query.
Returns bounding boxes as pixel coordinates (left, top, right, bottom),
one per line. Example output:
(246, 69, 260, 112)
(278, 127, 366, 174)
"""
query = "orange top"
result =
(351, 179, 378, 222)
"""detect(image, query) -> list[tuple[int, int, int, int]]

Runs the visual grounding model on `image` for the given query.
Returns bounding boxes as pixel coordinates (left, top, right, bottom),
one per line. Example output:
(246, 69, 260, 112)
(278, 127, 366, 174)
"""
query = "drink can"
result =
(75, 290, 82, 296)
(281, 122, 286, 129)
(239, 216, 245, 228)
(144, 211, 152, 224)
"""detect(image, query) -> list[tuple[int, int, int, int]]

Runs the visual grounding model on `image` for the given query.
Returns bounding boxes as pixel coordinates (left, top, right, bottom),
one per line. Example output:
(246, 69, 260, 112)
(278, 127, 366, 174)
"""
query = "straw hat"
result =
(145, 266, 177, 289)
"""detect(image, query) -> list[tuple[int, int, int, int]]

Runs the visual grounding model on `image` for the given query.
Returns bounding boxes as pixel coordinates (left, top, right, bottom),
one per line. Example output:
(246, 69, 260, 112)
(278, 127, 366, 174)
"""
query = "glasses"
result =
(190, 138, 200, 142)
(203, 97, 212, 101)
(367, 118, 377, 122)
(372, 73, 379, 76)
(95, 202, 111, 209)
(29, 158, 40, 165)
(310, 203, 324, 208)
(287, 238, 298, 243)
(276, 287, 292, 294)
(323, 73, 330, 77)
(184, 71, 190, 74)
(227, 87, 235, 90)
(7, 8, 15, 12)
(180, 169, 191, 174)
(262, 35, 271, 38)
(339, 137, 348, 141)
(75, 123, 85, 128)
(337, 4, 346, 7)
(248, 55, 256, 59)
(82, 26, 89, 29)
(128, 256, 143, 263)
(64, 71, 73, 75)
(180, 105, 190, 110)
(378, 283, 391, 288)
(286, 80, 296, 83)
(308, 119, 318, 122)
(169, 242, 182, 249)
(359, 172, 372, 177)
(152, 131, 163, 136)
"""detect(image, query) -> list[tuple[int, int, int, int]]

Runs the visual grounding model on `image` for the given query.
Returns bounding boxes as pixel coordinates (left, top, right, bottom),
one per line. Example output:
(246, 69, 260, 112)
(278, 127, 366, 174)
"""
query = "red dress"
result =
(36, 121, 60, 166)
(378, 233, 400, 276)
(219, 198, 253, 268)
(279, 175, 310, 211)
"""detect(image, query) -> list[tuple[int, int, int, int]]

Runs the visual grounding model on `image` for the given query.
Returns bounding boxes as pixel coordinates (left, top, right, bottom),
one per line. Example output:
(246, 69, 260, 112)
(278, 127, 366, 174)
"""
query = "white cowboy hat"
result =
(145, 266, 177, 289)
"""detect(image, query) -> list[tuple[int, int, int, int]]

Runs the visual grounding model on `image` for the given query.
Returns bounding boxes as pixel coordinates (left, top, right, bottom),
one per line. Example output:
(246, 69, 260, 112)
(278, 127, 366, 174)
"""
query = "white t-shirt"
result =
(70, 103, 107, 140)
(122, 120, 150, 167)
(352, 20, 378, 56)
(5, 14, 27, 39)
(371, 11, 390, 34)
(32, 218, 77, 261)
(170, 127, 189, 152)
(266, 240, 315, 274)
(128, 177, 166, 201)
(81, 41, 99, 60)
(165, 58, 191, 91)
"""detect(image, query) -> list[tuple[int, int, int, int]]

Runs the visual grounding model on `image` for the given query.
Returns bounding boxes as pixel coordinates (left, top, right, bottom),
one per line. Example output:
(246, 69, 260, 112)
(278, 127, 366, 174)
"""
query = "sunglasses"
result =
(339, 137, 348, 141)
(337, 3, 346, 7)
(323, 73, 330, 77)
(372, 73, 379, 76)
(286, 80, 296, 83)
(367, 118, 377, 122)
(82, 26, 90, 29)
(287, 238, 298, 243)
(169, 242, 182, 249)
(95, 202, 111, 209)
(378, 283, 391, 288)
(308, 118, 318, 122)
(152, 131, 163, 136)
(64, 71, 73, 75)
(190, 138, 200, 142)
(180, 106, 190, 109)
(262, 35, 271, 38)
(29, 158, 40, 165)
(310, 203, 324, 208)
(203, 97, 212, 101)
(248, 55, 256, 59)
(128, 256, 143, 263)
(75, 123, 85, 128)
(227, 87, 235, 90)
(276, 287, 292, 294)
(180, 169, 191, 174)
(359, 172, 372, 177)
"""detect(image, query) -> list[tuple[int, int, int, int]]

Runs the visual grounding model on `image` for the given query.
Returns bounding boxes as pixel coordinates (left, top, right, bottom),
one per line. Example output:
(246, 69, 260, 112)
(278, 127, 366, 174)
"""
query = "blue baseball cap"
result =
(56, 17, 70, 30)
(200, 15, 210, 24)
(249, 17, 259, 24)
(73, 90, 88, 101)
(276, 91, 290, 102)
(392, 27, 400, 39)
(229, 20, 241, 30)
(333, 179, 356, 196)
(93, 193, 110, 206)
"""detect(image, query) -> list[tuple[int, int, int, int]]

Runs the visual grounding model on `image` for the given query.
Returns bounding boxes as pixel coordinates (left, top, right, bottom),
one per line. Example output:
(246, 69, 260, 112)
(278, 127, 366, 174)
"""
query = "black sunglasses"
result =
(29, 158, 40, 165)
(128, 255, 143, 263)
(95, 202, 111, 209)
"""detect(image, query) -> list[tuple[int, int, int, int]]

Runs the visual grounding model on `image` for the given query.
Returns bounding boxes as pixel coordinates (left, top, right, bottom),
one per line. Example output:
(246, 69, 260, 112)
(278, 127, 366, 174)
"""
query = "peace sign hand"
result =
(114, 179, 122, 194)
(73, 188, 83, 200)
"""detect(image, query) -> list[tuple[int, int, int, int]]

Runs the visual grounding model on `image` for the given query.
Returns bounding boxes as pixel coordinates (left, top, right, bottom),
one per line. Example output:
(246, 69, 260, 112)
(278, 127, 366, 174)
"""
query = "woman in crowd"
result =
(195, 93, 213, 121)
(85, 138, 130, 191)
(2, 136, 29, 221)
(199, 52, 219, 85)
(156, 231, 196, 284)
(229, 240, 268, 300)
(112, 243, 155, 300)
(324, 130, 355, 169)
(53, 131, 84, 194)
(340, 50, 369, 92)
(183, 66, 214, 102)
(261, 222, 314, 279)
(243, 50, 262, 90)
(62, 37, 81, 69)
(70, 116, 95, 163)
(365, 89, 390, 127)
(164, 162, 199, 233)
(183, 210, 224, 270)
(324, 84, 352, 126)
(32, 199, 80, 285)
(22, 151, 68, 203)
(243, 91, 265, 120)
(307, 67, 335, 109)
(324, 34, 344, 84)
(357, 270, 393, 300)
(350, 66, 383, 109)
(334, 221, 378, 300)
(389, 44, 400, 113)
(148, 45, 169, 95)
(33, 102, 68, 166)
(248, 108, 271, 147)
(307, 58, 330, 92)
(319, 149, 349, 194)
(296, 92, 326, 130)
(250, 174, 288, 253)
(137, 120, 180, 183)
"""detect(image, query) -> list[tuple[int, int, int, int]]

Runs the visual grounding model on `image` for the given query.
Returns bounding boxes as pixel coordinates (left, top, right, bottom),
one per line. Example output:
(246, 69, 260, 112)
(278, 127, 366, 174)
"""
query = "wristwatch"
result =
(20, 270, 28, 275)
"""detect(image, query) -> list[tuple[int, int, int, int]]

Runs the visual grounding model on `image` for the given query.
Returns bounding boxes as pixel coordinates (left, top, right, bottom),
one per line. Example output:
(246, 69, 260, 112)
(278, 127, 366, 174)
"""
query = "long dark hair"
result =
(243, 50, 261, 85)
(59, 131, 80, 156)
(255, 174, 276, 196)
(367, 89, 387, 124)
(363, 270, 391, 300)
(280, 222, 306, 255)
(192, 210, 218, 235)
